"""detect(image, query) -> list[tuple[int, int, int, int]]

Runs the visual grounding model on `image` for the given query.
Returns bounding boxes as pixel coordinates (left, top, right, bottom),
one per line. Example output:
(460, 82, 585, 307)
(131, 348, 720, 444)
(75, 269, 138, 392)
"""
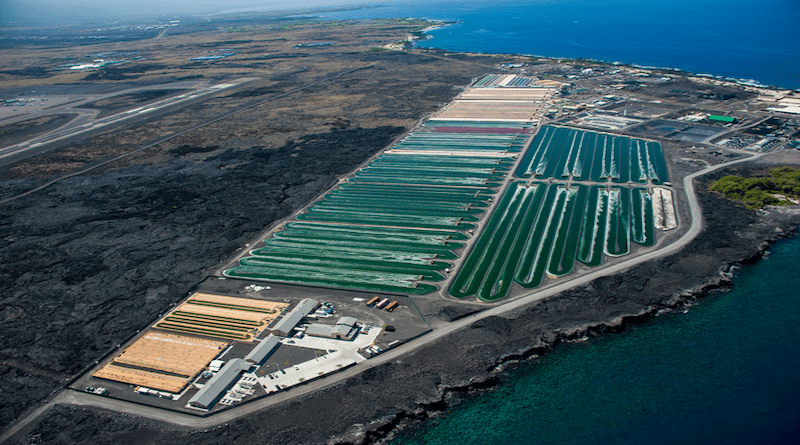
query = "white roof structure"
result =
(244, 335, 280, 365)
(189, 358, 251, 409)
(337, 316, 357, 327)
(767, 105, 800, 115)
(271, 298, 319, 336)
(305, 319, 357, 340)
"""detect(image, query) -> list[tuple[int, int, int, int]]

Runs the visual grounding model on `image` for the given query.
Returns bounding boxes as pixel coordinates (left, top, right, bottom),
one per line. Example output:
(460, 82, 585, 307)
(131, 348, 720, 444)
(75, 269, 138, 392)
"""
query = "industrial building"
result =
(338, 316, 357, 327)
(188, 358, 252, 410)
(305, 316, 358, 340)
(765, 95, 800, 115)
(244, 335, 280, 365)
(271, 298, 319, 337)
(707, 114, 737, 124)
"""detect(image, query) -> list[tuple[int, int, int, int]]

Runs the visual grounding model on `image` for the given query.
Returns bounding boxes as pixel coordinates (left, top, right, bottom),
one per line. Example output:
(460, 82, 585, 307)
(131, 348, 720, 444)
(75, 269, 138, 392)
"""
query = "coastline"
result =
(409, 40, 790, 92)
(339, 175, 800, 445)
(396, 2, 800, 91)
(9, 163, 800, 444)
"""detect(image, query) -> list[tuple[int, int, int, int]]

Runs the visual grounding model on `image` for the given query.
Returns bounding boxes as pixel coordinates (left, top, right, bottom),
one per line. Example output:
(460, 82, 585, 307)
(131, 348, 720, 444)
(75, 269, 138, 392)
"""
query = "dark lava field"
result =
(0, 20, 491, 433)
(0, 126, 405, 426)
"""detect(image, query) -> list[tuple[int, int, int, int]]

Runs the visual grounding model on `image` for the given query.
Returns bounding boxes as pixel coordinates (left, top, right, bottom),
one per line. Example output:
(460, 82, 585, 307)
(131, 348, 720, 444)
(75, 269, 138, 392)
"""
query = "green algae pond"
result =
(450, 182, 659, 301)
(516, 125, 669, 184)
(227, 122, 672, 299)
(226, 122, 523, 295)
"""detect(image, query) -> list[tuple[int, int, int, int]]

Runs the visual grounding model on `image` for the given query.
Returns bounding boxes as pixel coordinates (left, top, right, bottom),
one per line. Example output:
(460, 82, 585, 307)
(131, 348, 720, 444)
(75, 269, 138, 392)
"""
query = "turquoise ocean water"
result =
(391, 234, 800, 444)
(320, 1, 800, 442)
(319, 0, 800, 89)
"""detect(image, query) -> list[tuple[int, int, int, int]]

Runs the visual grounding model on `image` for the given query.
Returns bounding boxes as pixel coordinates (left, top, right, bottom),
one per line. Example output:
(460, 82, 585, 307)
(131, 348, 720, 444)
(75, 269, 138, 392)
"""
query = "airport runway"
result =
(0, 67, 373, 206)
(0, 81, 245, 165)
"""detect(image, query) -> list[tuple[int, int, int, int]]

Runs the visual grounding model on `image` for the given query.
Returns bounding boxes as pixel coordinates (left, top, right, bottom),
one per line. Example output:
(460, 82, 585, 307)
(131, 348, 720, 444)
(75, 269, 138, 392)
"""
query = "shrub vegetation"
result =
(710, 167, 800, 209)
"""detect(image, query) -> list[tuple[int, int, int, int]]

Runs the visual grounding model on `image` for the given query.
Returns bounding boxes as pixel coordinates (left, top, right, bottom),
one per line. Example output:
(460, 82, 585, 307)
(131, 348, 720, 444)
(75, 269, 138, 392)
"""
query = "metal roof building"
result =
(305, 316, 358, 340)
(271, 298, 319, 337)
(306, 323, 333, 337)
(305, 323, 354, 340)
(337, 316, 357, 327)
(767, 105, 800, 115)
(331, 324, 354, 339)
(707, 114, 737, 123)
(244, 335, 280, 365)
(188, 358, 251, 410)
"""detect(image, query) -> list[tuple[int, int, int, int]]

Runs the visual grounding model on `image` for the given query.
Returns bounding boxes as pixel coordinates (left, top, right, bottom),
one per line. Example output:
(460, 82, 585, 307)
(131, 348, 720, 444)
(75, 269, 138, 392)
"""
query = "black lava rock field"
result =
(0, 126, 405, 429)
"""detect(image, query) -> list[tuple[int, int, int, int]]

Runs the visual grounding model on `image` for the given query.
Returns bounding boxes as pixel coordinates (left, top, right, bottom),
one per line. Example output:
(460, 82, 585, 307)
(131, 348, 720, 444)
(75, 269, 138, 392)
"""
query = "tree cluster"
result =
(710, 167, 800, 210)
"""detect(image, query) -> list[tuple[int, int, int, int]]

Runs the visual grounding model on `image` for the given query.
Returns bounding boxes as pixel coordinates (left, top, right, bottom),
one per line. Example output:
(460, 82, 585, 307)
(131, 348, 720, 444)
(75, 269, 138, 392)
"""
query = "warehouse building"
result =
(244, 335, 281, 365)
(305, 316, 358, 340)
(707, 114, 737, 124)
(271, 298, 319, 337)
(188, 358, 251, 410)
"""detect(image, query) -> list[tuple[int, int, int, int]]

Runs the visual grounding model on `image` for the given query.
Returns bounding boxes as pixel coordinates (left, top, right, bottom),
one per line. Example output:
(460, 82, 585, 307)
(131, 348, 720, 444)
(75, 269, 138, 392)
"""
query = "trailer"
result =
(366, 296, 380, 307)
(375, 298, 390, 309)
(385, 301, 398, 312)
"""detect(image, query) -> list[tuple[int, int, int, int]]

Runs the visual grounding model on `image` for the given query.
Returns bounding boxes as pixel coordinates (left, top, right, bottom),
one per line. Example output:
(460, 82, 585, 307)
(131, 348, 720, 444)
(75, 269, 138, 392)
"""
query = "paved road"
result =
(0, 147, 765, 443)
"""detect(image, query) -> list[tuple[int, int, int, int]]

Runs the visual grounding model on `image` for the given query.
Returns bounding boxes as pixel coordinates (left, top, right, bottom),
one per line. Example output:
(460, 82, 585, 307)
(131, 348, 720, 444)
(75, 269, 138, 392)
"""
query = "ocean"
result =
(318, 1, 800, 443)
(317, 0, 800, 90)
(390, 234, 800, 444)
(392, 237, 800, 445)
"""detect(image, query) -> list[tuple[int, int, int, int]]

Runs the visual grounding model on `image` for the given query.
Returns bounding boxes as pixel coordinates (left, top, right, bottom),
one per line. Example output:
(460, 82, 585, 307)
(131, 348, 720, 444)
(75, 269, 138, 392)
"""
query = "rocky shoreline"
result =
(6, 166, 799, 445)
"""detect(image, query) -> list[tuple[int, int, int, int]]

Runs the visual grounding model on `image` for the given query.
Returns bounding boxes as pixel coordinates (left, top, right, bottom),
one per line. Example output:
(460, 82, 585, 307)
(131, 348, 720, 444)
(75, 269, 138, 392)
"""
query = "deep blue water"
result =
(391, 233, 800, 444)
(319, 0, 800, 89)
